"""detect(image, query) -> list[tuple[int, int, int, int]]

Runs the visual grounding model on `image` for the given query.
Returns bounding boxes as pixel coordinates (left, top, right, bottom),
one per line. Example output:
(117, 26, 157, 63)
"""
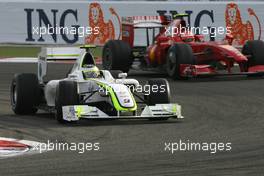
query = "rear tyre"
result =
(55, 81, 79, 123)
(102, 40, 132, 73)
(166, 43, 194, 80)
(10, 73, 40, 115)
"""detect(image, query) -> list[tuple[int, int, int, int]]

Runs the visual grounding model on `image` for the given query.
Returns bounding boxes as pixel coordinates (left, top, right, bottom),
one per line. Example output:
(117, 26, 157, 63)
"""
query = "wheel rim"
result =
(103, 47, 112, 69)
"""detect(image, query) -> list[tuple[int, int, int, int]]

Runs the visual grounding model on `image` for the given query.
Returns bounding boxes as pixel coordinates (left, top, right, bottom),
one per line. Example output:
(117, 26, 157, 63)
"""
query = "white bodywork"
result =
(39, 47, 140, 107)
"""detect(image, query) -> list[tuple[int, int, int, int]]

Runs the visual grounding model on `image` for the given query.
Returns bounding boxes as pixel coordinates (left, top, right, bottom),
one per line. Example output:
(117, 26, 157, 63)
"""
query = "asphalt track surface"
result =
(0, 63, 264, 176)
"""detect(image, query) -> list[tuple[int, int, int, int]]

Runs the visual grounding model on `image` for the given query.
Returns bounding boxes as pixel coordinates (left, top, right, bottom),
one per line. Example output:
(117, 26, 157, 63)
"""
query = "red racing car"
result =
(102, 14, 264, 79)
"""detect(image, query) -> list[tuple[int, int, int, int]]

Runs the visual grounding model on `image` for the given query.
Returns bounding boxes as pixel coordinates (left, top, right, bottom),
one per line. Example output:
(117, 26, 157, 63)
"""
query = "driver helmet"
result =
(82, 65, 100, 79)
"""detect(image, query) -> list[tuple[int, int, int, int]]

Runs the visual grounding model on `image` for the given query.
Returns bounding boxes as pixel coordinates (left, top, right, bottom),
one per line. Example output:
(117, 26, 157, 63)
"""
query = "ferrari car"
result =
(102, 14, 264, 79)
(10, 45, 183, 123)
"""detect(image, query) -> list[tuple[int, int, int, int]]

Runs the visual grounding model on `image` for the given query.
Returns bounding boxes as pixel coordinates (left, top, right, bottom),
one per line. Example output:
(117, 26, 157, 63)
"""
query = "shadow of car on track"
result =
(67, 118, 183, 127)
(178, 76, 264, 83)
(127, 70, 264, 83)
(5, 113, 183, 127)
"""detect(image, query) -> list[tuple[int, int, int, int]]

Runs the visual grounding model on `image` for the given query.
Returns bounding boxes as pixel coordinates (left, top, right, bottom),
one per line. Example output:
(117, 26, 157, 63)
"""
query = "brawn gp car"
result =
(10, 45, 183, 123)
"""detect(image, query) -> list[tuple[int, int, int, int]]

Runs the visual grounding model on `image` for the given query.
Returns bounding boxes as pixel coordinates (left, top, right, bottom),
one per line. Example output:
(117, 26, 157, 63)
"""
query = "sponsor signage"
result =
(0, 1, 263, 45)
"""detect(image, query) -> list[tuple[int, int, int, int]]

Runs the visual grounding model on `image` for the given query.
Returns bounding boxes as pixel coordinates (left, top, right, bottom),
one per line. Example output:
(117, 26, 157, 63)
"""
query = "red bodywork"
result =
(121, 15, 264, 77)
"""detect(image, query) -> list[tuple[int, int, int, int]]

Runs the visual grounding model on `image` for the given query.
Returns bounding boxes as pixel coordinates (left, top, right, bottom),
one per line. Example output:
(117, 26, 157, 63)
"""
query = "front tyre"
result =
(146, 79, 171, 105)
(10, 73, 40, 115)
(242, 40, 264, 77)
(55, 81, 79, 123)
(166, 43, 194, 80)
(145, 79, 171, 121)
(242, 40, 264, 67)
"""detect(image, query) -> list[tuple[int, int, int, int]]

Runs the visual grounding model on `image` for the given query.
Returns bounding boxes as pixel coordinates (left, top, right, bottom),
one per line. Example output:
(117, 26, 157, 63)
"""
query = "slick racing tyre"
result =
(55, 81, 79, 123)
(146, 79, 171, 121)
(102, 40, 132, 73)
(242, 40, 264, 77)
(242, 40, 264, 67)
(10, 73, 40, 115)
(146, 79, 170, 105)
(166, 43, 195, 79)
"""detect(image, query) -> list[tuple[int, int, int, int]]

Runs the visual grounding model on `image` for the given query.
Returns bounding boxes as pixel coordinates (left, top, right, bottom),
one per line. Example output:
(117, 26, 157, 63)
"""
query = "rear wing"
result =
(38, 47, 81, 83)
(121, 16, 171, 47)
(121, 16, 169, 28)
(38, 47, 81, 61)
(38, 46, 95, 83)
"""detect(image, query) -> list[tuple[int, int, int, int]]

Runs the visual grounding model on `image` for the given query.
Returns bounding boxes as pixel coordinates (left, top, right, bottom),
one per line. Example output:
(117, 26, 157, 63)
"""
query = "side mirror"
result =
(118, 72, 127, 79)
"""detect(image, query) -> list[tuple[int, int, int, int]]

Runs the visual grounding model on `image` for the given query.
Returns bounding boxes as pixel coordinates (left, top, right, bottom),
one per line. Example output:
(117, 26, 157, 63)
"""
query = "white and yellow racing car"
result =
(10, 45, 183, 123)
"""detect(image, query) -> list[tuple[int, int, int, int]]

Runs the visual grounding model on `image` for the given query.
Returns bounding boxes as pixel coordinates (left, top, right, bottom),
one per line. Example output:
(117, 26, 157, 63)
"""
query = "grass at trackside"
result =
(0, 46, 102, 58)
(0, 46, 40, 58)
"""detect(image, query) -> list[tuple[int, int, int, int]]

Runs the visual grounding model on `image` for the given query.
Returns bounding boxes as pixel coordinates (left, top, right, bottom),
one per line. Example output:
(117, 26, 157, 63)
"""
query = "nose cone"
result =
(111, 84, 135, 108)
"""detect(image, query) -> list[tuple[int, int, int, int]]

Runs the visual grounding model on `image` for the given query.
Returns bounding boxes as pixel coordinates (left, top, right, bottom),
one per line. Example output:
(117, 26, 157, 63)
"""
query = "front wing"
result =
(62, 104, 183, 121)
